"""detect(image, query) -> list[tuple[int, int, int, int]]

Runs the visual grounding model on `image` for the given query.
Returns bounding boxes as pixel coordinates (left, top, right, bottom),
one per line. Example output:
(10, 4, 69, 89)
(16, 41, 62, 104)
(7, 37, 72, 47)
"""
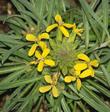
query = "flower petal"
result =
(73, 29, 84, 36)
(55, 14, 62, 23)
(46, 24, 58, 32)
(44, 59, 55, 66)
(44, 75, 52, 84)
(59, 26, 69, 37)
(77, 29, 84, 33)
(38, 33, 49, 40)
(64, 76, 76, 83)
(76, 31, 81, 36)
(90, 60, 99, 67)
(76, 78, 81, 90)
(63, 23, 73, 28)
(39, 85, 52, 93)
(30, 61, 37, 64)
(73, 23, 76, 29)
(35, 50, 42, 59)
(28, 44, 38, 56)
(38, 41, 47, 50)
(52, 86, 59, 97)
(42, 48, 50, 58)
(75, 70, 81, 76)
(37, 61, 44, 72)
(77, 53, 90, 62)
(26, 34, 36, 41)
(79, 69, 92, 78)
(89, 67, 94, 77)
(74, 63, 87, 71)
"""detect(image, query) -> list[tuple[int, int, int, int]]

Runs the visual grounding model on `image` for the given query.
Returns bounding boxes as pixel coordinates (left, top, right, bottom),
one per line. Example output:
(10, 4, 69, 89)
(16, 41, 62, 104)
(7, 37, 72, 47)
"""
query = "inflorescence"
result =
(25, 14, 99, 97)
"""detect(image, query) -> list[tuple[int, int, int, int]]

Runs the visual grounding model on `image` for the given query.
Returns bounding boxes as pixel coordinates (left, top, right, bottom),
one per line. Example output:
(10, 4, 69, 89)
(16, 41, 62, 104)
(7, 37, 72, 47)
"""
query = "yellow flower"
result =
(26, 33, 49, 56)
(39, 74, 59, 97)
(30, 48, 55, 72)
(46, 14, 73, 37)
(64, 69, 92, 90)
(72, 23, 84, 36)
(74, 53, 99, 77)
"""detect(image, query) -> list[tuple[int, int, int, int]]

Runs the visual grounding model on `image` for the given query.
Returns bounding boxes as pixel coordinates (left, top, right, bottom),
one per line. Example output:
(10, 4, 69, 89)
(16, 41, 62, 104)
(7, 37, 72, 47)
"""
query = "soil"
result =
(0, 0, 13, 33)
(0, 0, 11, 109)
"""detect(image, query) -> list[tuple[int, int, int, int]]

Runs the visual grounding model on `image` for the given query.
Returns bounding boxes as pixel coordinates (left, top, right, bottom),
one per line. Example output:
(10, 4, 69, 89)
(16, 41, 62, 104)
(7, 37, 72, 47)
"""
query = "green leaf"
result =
(0, 76, 42, 90)
(0, 34, 25, 44)
(47, 0, 55, 24)
(61, 97, 71, 112)
(18, 85, 40, 112)
(1, 69, 26, 84)
(56, 29, 62, 42)
(82, 11, 90, 48)
(101, 65, 110, 87)
(2, 43, 28, 63)
(69, 85, 110, 112)
(49, 38, 56, 49)
(11, 0, 26, 12)
(0, 65, 26, 75)
(62, 90, 80, 100)
(81, 86, 110, 112)
(62, 66, 68, 75)
(102, 0, 109, 42)
(79, 0, 110, 38)
(87, 80, 110, 98)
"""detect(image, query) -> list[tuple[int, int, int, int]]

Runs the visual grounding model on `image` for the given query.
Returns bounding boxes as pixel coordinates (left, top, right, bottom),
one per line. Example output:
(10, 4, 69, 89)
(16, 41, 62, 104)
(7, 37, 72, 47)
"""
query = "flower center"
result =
(52, 40, 77, 73)
(35, 38, 39, 42)
(39, 58, 44, 62)
(87, 62, 91, 68)
(58, 21, 64, 26)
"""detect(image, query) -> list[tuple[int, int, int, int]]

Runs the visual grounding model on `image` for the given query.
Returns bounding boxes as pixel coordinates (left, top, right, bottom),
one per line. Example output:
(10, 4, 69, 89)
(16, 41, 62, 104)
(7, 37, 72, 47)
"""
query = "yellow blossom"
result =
(26, 33, 49, 56)
(39, 74, 59, 97)
(74, 53, 99, 77)
(64, 69, 92, 90)
(46, 14, 73, 37)
(72, 23, 84, 36)
(30, 48, 55, 72)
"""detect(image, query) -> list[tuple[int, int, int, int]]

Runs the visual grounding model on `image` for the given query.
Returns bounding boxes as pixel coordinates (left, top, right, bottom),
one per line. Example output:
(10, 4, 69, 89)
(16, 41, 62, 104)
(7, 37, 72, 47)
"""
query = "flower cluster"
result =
(39, 74, 59, 97)
(25, 14, 99, 97)
(30, 48, 55, 72)
(64, 53, 99, 90)
(26, 33, 49, 56)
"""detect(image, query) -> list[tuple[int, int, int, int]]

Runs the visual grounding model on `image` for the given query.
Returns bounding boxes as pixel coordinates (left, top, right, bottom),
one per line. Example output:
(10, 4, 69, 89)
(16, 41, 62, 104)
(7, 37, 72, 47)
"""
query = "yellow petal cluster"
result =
(24, 14, 100, 97)
(72, 23, 84, 36)
(64, 69, 92, 90)
(64, 53, 99, 90)
(39, 74, 59, 97)
(26, 33, 49, 56)
(76, 53, 99, 77)
(46, 14, 73, 37)
(30, 48, 55, 72)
